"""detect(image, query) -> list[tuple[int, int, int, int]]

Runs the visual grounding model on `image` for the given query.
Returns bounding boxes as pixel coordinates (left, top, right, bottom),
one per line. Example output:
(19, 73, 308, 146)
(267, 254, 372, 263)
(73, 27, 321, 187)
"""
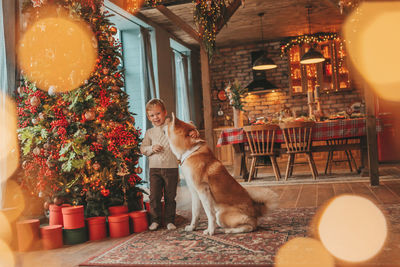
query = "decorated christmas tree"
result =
(16, 0, 144, 217)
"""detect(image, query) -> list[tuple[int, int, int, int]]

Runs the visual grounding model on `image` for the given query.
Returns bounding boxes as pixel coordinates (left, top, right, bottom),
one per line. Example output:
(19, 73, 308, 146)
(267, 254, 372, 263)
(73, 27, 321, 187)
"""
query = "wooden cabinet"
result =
(213, 128, 233, 166)
(198, 128, 233, 166)
(288, 38, 351, 95)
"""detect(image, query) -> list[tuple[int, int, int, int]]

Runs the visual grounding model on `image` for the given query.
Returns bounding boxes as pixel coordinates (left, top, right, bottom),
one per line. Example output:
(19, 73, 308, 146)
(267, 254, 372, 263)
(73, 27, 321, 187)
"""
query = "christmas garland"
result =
(145, 0, 228, 60)
(280, 32, 339, 56)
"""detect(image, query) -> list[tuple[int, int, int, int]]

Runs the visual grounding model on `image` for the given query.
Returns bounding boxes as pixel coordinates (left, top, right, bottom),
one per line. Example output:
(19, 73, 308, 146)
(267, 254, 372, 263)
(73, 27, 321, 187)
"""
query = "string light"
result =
(281, 33, 340, 57)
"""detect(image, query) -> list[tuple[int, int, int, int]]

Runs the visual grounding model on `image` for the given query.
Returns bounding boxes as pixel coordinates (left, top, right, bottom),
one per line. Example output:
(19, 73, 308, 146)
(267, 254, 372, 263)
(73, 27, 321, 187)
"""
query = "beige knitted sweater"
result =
(140, 123, 178, 168)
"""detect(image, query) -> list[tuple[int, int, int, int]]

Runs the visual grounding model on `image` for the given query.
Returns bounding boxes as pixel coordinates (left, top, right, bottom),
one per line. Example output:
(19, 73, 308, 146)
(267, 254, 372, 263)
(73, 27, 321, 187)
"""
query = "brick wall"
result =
(210, 41, 363, 127)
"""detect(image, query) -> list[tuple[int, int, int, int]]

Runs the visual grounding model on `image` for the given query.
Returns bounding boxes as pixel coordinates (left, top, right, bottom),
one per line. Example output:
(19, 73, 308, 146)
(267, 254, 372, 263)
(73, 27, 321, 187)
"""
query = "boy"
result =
(140, 99, 179, 230)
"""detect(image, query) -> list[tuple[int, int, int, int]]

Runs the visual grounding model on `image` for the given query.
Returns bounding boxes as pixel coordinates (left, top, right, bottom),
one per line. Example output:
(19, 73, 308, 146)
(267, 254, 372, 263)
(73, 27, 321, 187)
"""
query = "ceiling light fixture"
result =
(300, 5, 325, 65)
(252, 12, 277, 70)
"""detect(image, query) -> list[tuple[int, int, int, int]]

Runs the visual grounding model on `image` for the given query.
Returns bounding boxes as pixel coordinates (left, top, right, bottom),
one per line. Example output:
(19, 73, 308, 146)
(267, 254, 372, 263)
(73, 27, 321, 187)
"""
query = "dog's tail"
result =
(244, 186, 279, 217)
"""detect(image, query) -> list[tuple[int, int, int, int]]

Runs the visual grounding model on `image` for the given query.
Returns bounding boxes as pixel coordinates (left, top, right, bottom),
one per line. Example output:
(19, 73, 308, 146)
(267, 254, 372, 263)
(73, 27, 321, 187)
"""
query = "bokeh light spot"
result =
(0, 211, 12, 245)
(0, 94, 19, 183)
(18, 6, 97, 93)
(2, 180, 25, 222)
(344, 2, 400, 101)
(275, 237, 334, 267)
(0, 239, 15, 267)
(318, 195, 387, 262)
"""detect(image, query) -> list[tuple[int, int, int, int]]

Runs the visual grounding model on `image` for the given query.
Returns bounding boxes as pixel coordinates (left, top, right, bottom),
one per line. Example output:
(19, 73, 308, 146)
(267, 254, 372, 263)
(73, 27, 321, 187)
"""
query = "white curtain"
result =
(140, 27, 156, 105)
(139, 27, 157, 183)
(0, 0, 8, 208)
(174, 51, 191, 122)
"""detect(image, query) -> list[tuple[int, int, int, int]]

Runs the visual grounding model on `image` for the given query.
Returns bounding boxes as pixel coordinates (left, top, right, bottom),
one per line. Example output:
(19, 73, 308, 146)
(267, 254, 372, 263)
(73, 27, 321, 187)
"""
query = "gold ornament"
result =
(30, 96, 40, 107)
(33, 147, 41, 155)
(109, 26, 117, 35)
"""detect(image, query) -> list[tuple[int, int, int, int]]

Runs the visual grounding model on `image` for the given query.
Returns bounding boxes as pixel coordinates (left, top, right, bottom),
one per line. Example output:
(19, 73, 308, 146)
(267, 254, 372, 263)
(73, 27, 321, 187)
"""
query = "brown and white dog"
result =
(166, 113, 278, 235)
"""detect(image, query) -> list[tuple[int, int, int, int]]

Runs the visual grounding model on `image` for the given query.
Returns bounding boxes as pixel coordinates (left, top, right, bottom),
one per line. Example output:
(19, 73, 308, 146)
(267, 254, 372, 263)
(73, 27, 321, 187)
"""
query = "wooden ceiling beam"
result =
(156, 4, 201, 44)
(216, 0, 242, 34)
(140, 0, 193, 10)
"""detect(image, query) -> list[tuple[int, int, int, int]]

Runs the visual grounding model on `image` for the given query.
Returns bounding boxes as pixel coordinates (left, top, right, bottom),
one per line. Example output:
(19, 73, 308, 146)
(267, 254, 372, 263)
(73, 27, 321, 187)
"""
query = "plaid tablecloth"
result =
(217, 118, 379, 146)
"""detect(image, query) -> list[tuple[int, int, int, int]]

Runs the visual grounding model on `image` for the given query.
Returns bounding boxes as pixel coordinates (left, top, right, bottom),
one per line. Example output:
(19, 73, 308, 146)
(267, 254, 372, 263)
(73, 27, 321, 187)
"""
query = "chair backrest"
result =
(279, 121, 315, 153)
(243, 124, 279, 155)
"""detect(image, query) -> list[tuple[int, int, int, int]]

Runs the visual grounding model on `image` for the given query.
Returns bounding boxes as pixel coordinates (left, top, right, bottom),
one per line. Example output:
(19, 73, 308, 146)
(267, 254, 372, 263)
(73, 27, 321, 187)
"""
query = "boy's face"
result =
(147, 105, 167, 127)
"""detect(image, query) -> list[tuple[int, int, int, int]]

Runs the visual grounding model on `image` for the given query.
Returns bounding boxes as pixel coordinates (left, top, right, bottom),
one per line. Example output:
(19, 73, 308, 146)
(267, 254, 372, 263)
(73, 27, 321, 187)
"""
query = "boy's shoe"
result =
(166, 223, 176, 230)
(149, 222, 159, 231)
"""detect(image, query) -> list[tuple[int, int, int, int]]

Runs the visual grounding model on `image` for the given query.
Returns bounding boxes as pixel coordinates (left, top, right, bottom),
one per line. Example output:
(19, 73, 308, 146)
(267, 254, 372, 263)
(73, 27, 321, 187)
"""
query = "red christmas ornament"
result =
(135, 167, 142, 174)
(113, 58, 120, 67)
(93, 162, 100, 171)
(84, 110, 95, 121)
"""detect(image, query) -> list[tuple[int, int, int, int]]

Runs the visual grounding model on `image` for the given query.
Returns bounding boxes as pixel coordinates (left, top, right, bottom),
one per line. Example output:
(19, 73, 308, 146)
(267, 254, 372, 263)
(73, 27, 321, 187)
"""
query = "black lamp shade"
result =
(252, 54, 277, 70)
(300, 47, 325, 64)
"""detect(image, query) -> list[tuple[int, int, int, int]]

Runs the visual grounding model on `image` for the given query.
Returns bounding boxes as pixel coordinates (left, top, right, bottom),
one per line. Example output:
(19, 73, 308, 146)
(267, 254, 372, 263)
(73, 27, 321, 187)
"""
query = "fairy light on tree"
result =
(16, 0, 144, 217)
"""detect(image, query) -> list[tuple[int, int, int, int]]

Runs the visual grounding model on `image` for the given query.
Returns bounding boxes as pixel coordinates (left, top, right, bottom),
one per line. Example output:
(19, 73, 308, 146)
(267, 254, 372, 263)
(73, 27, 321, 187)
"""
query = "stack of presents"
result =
(15, 203, 152, 251)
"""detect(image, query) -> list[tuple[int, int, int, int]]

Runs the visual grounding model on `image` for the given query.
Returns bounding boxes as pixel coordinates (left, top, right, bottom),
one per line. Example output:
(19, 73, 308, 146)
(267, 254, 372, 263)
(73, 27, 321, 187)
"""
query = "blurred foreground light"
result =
(18, 5, 97, 93)
(0, 94, 19, 183)
(275, 237, 334, 267)
(3, 180, 25, 222)
(0, 211, 12, 245)
(344, 2, 400, 101)
(318, 195, 387, 262)
(0, 239, 15, 267)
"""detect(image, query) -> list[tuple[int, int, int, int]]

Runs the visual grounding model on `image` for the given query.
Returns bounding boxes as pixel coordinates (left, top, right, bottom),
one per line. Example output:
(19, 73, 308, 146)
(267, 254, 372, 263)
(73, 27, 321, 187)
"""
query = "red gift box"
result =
(128, 210, 148, 233)
(86, 216, 107, 241)
(40, 225, 63, 250)
(108, 214, 130, 238)
(108, 205, 128, 216)
(62, 205, 85, 229)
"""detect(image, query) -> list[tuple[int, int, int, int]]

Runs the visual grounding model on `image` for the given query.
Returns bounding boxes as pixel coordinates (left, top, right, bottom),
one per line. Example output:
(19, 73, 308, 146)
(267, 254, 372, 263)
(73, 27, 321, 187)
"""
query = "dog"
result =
(165, 113, 278, 235)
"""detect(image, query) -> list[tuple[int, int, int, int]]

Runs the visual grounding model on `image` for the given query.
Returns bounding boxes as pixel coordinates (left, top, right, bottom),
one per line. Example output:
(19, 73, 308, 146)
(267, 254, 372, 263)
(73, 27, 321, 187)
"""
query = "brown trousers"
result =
(149, 168, 179, 225)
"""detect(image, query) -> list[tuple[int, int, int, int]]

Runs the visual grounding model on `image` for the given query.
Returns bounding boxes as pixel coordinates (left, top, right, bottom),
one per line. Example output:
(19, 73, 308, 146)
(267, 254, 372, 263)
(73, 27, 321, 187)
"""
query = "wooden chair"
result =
(279, 121, 318, 180)
(325, 138, 358, 175)
(243, 124, 281, 182)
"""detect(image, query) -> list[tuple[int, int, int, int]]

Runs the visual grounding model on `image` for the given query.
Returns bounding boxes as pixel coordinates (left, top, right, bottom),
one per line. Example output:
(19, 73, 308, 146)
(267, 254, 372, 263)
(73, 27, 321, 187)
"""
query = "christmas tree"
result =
(16, 0, 144, 217)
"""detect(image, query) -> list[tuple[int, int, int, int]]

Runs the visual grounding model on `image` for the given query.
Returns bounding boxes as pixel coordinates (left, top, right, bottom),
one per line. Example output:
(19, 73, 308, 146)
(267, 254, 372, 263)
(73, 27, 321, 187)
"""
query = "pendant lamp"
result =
(300, 5, 325, 65)
(252, 13, 277, 70)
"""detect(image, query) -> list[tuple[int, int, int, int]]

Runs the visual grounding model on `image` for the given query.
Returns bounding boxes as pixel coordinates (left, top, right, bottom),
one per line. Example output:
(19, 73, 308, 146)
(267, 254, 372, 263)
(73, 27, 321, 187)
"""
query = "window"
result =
(170, 39, 194, 124)
(106, 3, 158, 183)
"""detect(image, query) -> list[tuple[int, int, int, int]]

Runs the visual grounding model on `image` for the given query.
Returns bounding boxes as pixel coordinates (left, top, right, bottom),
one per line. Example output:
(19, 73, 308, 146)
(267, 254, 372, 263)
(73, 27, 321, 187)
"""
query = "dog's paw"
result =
(203, 228, 215, 236)
(185, 225, 195, 231)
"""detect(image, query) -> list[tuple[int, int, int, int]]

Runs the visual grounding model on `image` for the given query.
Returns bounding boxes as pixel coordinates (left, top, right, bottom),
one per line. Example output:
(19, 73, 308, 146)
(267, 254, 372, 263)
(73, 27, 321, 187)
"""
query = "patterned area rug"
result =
(80, 205, 400, 267)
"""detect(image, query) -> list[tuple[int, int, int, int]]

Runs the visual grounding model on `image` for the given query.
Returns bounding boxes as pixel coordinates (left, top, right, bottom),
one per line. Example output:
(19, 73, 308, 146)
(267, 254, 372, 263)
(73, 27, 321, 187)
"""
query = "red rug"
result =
(80, 205, 400, 267)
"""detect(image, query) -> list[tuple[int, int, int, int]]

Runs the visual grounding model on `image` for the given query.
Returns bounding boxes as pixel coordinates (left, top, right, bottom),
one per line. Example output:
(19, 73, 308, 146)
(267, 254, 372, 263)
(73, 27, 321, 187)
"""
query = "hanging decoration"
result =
(193, 0, 227, 60)
(31, 0, 44, 7)
(144, 0, 228, 60)
(280, 32, 339, 56)
(125, 0, 145, 14)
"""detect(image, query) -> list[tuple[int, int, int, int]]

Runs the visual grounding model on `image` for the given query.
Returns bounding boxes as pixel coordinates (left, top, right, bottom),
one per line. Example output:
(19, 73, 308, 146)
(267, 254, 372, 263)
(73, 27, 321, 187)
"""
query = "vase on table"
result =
(233, 107, 244, 128)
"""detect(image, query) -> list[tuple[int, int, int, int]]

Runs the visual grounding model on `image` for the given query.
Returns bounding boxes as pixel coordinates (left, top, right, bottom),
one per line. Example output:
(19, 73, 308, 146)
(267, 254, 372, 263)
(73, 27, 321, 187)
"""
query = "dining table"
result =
(216, 118, 379, 179)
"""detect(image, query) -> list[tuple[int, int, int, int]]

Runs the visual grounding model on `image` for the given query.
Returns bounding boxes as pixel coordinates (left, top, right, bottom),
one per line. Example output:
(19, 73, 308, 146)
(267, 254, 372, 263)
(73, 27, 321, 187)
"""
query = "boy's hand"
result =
(152, 144, 164, 153)
(189, 129, 200, 138)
